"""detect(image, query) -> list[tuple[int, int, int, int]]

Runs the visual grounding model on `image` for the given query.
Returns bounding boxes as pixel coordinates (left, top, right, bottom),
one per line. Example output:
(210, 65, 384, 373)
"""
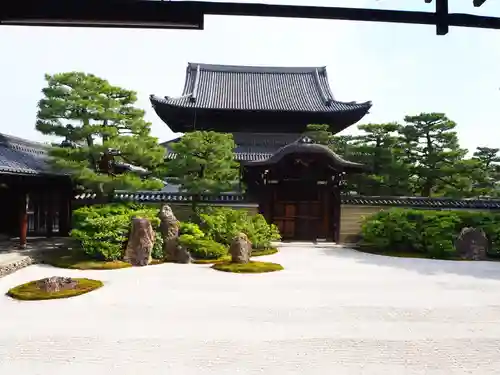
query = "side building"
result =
(0, 133, 73, 247)
(150, 63, 372, 242)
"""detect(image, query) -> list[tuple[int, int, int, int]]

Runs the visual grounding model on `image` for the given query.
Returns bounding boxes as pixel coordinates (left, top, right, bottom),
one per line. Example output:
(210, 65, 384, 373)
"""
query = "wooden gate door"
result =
(273, 202, 296, 240)
(295, 201, 322, 241)
(273, 200, 324, 241)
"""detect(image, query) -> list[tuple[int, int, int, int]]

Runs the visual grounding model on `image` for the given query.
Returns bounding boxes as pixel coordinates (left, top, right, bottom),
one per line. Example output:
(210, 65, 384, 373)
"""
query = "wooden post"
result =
(58, 189, 72, 236)
(46, 191, 54, 237)
(19, 193, 28, 249)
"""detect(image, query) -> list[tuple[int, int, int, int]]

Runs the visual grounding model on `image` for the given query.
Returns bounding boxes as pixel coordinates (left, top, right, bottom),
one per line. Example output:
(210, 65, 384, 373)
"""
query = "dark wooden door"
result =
(272, 200, 324, 241)
(295, 201, 322, 240)
(273, 202, 296, 240)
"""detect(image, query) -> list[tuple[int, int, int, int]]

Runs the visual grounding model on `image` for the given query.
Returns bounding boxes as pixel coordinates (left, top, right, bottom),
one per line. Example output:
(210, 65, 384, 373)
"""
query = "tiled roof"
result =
(0, 133, 55, 175)
(150, 63, 372, 113)
(74, 192, 250, 204)
(162, 133, 363, 166)
(73, 192, 500, 209)
(343, 196, 500, 209)
(162, 132, 290, 162)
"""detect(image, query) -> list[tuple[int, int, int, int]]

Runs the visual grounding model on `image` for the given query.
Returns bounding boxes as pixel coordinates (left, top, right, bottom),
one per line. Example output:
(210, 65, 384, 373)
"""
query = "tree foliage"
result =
(304, 113, 500, 198)
(163, 131, 240, 200)
(36, 72, 165, 197)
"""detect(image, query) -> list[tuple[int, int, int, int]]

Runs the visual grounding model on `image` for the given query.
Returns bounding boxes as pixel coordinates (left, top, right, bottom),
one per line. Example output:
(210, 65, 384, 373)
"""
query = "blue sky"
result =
(0, 0, 499, 153)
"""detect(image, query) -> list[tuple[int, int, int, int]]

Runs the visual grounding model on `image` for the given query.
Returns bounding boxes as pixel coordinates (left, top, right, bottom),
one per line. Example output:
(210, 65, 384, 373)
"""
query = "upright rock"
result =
(37, 276, 78, 293)
(175, 243, 193, 264)
(229, 232, 252, 264)
(455, 227, 489, 260)
(158, 204, 181, 262)
(124, 218, 155, 266)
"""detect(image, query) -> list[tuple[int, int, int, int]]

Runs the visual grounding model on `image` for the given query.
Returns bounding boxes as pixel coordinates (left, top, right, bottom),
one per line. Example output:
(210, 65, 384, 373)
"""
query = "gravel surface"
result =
(1, 243, 500, 374)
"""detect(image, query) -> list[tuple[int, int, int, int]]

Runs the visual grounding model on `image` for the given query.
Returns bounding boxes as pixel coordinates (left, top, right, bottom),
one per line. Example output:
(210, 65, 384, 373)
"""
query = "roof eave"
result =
(243, 143, 366, 171)
(151, 96, 372, 116)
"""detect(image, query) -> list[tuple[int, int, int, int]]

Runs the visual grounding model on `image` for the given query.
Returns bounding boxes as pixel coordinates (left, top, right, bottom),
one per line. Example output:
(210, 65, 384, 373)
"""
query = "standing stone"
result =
(124, 218, 155, 266)
(37, 276, 78, 293)
(175, 244, 193, 264)
(455, 227, 489, 260)
(229, 232, 252, 264)
(158, 204, 180, 262)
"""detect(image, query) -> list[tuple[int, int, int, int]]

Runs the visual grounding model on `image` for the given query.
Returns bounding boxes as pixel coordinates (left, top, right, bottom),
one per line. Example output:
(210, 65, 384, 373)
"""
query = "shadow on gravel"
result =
(321, 247, 500, 281)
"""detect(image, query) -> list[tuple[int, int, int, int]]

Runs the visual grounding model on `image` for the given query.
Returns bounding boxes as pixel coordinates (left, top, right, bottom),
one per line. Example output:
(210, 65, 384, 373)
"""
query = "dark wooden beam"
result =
(1, 1, 499, 35)
(196, 1, 500, 35)
(0, 0, 203, 29)
(435, 0, 449, 35)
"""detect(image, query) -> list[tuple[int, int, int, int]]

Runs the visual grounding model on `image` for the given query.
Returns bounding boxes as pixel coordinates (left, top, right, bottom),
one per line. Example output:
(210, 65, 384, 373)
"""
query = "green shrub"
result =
(360, 208, 500, 259)
(198, 207, 250, 245)
(179, 222, 205, 239)
(249, 214, 281, 249)
(152, 235, 164, 259)
(198, 207, 281, 248)
(71, 203, 161, 261)
(178, 234, 228, 260)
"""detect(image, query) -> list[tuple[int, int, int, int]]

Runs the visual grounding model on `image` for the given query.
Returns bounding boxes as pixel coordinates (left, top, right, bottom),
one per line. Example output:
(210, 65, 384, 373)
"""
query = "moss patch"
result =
(150, 259, 166, 265)
(42, 251, 165, 270)
(192, 255, 231, 264)
(192, 248, 278, 264)
(251, 247, 278, 257)
(6, 278, 103, 301)
(211, 261, 284, 273)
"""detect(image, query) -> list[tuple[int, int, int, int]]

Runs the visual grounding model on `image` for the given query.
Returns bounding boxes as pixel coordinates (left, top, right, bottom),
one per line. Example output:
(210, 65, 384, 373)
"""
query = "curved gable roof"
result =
(243, 135, 366, 171)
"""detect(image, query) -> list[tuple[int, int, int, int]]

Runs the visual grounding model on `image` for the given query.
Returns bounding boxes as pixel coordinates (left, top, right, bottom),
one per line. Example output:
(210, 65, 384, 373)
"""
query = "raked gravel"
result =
(1, 243, 500, 374)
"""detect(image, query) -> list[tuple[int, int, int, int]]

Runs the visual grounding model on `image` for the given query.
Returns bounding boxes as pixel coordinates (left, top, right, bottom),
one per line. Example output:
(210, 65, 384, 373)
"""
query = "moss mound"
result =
(192, 248, 278, 264)
(193, 256, 230, 265)
(6, 278, 103, 301)
(43, 253, 132, 270)
(251, 248, 279, 257)
(42, 251, 166, 270)
(211, 261, 284, 273)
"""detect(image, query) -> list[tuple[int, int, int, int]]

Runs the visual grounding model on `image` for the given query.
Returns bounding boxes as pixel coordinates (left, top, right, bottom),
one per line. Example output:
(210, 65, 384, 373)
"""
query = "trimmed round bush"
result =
(6, 278, 103, 300)
(211, 261, 284, 273)
(178, 234, 228, 260)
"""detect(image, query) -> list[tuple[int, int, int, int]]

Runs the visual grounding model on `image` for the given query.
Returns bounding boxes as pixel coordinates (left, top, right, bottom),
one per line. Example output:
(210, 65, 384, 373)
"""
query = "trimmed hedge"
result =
(360, 208, 500, 259)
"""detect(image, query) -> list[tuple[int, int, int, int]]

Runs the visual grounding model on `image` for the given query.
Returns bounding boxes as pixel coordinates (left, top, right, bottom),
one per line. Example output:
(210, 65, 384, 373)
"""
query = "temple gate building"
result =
(150, 63, 372, 242)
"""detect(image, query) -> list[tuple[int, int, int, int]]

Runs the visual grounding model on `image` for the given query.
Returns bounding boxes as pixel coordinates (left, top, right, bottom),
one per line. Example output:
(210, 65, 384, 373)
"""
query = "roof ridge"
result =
(187, 62, 327, 74)
(0, 132, 48, 154)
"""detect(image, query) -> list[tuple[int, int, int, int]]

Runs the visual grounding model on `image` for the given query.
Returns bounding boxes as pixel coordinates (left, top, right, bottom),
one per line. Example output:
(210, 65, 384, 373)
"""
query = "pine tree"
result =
(400, 113, 467, 197)
(164, 131, 240, 212)
(349, 123, 411, 196)
(471, 147, 500, 196)
(36, 72, 165, 200)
